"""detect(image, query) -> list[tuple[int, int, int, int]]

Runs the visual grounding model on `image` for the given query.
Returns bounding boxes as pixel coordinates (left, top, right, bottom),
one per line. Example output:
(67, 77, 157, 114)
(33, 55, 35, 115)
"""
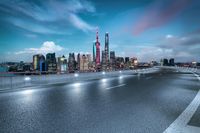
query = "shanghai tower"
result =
(105, 32, 109, 65)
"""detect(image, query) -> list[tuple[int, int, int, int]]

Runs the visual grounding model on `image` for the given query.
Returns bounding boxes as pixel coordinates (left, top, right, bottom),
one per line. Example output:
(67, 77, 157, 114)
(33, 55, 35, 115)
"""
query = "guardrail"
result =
(0, 67, 158, 91)
(160, 66, 200, 74)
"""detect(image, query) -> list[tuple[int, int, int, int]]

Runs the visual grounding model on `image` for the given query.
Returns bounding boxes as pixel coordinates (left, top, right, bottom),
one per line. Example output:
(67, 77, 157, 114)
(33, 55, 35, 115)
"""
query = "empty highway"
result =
(0, 67, 200, 133)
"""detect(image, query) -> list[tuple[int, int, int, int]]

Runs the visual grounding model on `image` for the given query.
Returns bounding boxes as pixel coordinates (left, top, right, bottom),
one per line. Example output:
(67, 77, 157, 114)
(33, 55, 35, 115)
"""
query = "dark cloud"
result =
(133, 0, 192, 35)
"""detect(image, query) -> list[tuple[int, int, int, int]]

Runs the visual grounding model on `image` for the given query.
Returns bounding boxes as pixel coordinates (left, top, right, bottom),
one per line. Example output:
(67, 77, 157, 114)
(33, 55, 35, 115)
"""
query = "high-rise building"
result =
(93, 42, 96, 62)
(130, 57, 138, 68)
(77, 53, 81, 71)
(110, 51, 115, 70)
(105, 32, 109, 65)
(80, 54, 91, 71)
(102, 50, 106, 70)
(95, 30, 101, 67)
(86, 54, 92, 63)
(163, 58, 168, 66)
(169, 58, 175, 66)
(116, 57, 124, 69)
(46, 53, 57, 72)
(68, 53, 76, 73)
(33, 54, 46, 72)
(160, 59, 164, 66)
(125, 57, 130, 63)
(17, 61, 24, 72)
(124, 57, 130, 69)
(57, 55, 68, 73)
(23, 63, 31, 72)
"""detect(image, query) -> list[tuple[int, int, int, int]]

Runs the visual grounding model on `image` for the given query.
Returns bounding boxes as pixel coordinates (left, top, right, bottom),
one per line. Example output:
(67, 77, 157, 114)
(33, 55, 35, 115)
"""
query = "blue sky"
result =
(0, 0, 200, 62)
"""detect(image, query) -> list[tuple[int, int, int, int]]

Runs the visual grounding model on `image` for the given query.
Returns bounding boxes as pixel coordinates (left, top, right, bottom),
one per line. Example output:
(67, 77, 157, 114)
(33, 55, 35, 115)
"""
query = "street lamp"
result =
(24, 76, 31, 81)
(74, 73, 79, 77)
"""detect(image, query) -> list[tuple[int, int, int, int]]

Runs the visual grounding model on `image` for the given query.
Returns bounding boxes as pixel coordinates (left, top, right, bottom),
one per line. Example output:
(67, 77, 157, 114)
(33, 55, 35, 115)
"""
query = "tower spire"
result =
(96, 28, 99, 42)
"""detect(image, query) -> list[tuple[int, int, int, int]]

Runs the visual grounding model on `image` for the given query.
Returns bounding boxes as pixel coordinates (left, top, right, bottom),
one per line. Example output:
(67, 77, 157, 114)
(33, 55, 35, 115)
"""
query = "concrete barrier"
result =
(0, 67, 158, 91)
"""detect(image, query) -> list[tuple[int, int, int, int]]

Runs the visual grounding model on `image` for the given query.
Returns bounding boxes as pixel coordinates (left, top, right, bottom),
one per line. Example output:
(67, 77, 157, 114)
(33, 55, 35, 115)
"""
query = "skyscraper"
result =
(102, 50, 106, 70)
(57, 55, 68, 73)
(46, 53, 57, 72)
(68, 53, 75, 73)
(95, 30, 101, 67)
(125, 57, 130, 63)
(169, 58, 175, 66)
(116, 57, 124, 69)
(93, 42, 96, 62)
(80, 54, 91, 71)
(77, 53, 80, 71)
(110, 51, 115, 70)
(33, 54, 46, 72)
(163, 58, 168, 66)
(105, 32, 109, 65)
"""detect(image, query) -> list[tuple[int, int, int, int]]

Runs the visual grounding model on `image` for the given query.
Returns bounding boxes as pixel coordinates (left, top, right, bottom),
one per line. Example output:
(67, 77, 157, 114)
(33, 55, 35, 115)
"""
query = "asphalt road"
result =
(0, 68, 199, 133)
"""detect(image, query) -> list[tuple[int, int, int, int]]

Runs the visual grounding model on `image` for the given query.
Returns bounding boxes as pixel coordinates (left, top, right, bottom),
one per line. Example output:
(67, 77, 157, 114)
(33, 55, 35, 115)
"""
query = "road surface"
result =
(0, 67, 200, 133)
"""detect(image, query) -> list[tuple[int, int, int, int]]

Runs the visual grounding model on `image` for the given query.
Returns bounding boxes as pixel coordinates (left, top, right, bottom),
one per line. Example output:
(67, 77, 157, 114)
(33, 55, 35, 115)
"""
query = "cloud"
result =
(0, 0, 97, 34)
(66, 0, 96, 13)
(158, 32, 200, 61)
(118, 45, 173, 62)
(15, 41, 64, 55)
(69, 13, 96, 32)
(133, 0, 191, 35)
(136, 46, 173, 62)
(8, 17, 66, 35)
(0, 41, 68, 62)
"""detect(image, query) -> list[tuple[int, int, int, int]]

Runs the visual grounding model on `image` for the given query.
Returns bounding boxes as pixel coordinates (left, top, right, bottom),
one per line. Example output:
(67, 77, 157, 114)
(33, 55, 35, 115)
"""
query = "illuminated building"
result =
(102, 50, 106, 70)
(130, 57, 138, 68)
(105, 32, 109, 65)
(101, 32, 110, 71)
(93, 42, 96, 62)
(116, 57, 124, 69)
(46, 53, 57, 72)
(95, 30, 101, 67)
(169, 58, 175, 66)
(110, 51, 115, 70)
(77, 53, 80, 71)
(80, 54, 91, 71)
(57, 55, 67, 73)
(33, 54, 46, 72)
(68, 53, 76, 73)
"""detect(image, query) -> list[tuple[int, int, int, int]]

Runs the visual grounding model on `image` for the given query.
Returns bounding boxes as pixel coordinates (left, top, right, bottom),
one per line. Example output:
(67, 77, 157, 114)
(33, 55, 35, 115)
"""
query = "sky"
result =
(0, 0, 200, 62)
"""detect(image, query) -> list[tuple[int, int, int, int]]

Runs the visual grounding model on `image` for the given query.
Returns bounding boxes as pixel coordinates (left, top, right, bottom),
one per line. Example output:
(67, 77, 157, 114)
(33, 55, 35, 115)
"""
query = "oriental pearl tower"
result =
(95, 29, 101, 69)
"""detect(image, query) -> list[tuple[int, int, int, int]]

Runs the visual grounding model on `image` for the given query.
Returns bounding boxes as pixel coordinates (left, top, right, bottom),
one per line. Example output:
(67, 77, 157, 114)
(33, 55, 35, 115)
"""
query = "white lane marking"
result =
(106, 84, 126, 90)
(183, 126, 200, 133)
(164, 74, 200, 133)
(194, 73, 200, 81)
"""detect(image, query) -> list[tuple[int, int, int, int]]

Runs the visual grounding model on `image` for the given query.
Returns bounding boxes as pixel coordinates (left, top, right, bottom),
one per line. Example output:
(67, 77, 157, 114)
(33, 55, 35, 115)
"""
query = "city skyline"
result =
(0, 0, 200, 62)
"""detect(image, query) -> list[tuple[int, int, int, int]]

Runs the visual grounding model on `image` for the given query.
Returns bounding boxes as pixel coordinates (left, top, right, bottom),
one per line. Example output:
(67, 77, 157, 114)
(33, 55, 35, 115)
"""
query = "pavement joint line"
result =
(105, 84, 126, 90)
(163, 72, 200, 133)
